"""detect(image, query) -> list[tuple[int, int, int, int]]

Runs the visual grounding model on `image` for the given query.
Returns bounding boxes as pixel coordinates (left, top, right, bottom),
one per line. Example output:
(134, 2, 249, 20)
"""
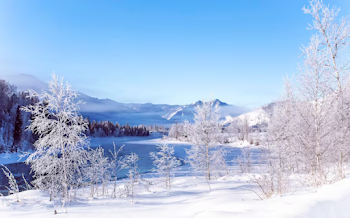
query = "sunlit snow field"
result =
(1, 135, 349, 218)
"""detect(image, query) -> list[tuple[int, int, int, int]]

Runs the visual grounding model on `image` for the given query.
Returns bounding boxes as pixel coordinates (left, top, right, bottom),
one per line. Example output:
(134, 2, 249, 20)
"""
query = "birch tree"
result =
(296, 34, 336, 185)
(252, 78, 296, 197)
(186, 100, 226, 181)
(268, 77, 298, 172)
(303, 0, 350, 179)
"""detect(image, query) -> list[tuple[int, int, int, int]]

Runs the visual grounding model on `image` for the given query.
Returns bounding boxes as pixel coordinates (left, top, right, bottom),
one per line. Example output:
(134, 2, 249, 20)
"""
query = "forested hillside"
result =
(0, 80, 39, 153)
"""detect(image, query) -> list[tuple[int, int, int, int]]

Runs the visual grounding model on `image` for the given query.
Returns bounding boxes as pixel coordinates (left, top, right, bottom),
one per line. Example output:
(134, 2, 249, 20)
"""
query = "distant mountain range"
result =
(0, 74, 250, 126)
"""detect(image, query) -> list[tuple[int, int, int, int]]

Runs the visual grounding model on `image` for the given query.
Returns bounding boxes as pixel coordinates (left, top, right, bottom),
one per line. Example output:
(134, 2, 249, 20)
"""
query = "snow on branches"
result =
(150, 143, 181, 188)
(21, 73, 89, 204)
(185, 100, 227, 181)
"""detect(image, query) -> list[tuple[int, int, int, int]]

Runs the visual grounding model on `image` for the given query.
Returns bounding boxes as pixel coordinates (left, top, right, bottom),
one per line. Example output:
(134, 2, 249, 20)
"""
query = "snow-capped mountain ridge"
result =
(163, 99, 231, 120)
(191, 99, 229, 107)
(0, 74, 247, 126)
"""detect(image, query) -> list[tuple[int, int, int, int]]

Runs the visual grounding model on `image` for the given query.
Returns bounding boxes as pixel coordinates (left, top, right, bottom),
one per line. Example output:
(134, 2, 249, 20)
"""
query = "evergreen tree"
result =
(12, 105, 23, 152)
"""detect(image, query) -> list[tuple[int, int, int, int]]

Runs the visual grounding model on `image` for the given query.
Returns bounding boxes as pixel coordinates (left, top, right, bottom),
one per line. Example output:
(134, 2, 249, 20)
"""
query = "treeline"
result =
(145, 124, 166, 133)
(86, 120, 150, 137)
(168, 117, 262, 145)
(86, 120, 167, 137)
(0, 80, 39, 153)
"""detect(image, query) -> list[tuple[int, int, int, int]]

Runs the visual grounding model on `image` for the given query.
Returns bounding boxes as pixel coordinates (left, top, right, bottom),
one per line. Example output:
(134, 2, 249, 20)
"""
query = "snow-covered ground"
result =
(2, 171, 350, 218)
(127, 137, 192, 146)
(224, 103, 274, 127)
(1, 136, 349, 218)
(129, 137, 261, 149)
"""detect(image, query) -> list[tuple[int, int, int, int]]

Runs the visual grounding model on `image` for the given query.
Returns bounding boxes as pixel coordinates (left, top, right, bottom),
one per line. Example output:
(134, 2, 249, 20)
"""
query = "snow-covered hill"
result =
(0, 74, 247, 126)
(224, 102, 276, 127)
(0, 74, 48, 93)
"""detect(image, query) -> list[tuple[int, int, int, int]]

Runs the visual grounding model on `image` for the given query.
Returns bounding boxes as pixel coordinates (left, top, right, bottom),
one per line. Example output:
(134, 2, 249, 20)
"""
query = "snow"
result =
(126, 138, 263, 154)
(224, 107, 270, 126)
(2, 172, 350, 217)
(0, 136, 349, 218)
(224, 140, 260, 149)
(0, 152, 28, 165)
(126, 138, 192, 146)
(162, 107, 184, 120)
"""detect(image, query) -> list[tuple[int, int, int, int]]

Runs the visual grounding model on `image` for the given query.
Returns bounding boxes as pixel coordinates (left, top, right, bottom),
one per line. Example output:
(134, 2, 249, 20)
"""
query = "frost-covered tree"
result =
(303, 0, 350, 180)
(121, 153, 140, 203)
(263, 0, 350, 189)
(109, 143, 125, 198)
(302, 0, 350, 91)
(295, 25, 337, 185)
(150, 143, 181, 188)
(239, 115, 250, 142)
(84, 146, 110, 197)
(182, 120, 193, 140)
(168, 121, 194, 142)
(237, 146, 253, 174)
(168, 123, 183, 140)
(22, 73, 89, 204)
(186, 100, 226, 181)
(268, 77, 298, 170)
(258, 77, 297, 196)
(1, 165, 20, 202)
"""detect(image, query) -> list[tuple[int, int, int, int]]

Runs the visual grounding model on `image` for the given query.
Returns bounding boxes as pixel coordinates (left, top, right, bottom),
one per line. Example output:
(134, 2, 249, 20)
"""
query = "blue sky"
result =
(0, 0, 349, 108)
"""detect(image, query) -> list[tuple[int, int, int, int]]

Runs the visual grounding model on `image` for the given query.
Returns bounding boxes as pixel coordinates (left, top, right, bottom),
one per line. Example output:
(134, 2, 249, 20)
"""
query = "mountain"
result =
(0, 74, 48, 93)
(224, 102, 276, 127)
(162, 99, 244, 122)
(0, 74, 248, 126)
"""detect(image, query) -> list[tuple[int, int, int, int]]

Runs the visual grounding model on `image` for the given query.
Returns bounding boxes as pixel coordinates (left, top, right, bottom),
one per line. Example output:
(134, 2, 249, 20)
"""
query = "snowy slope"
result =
(224, 102, 275, 127)
(163, 106, 184, 120)
(0, 74, 48, 93)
